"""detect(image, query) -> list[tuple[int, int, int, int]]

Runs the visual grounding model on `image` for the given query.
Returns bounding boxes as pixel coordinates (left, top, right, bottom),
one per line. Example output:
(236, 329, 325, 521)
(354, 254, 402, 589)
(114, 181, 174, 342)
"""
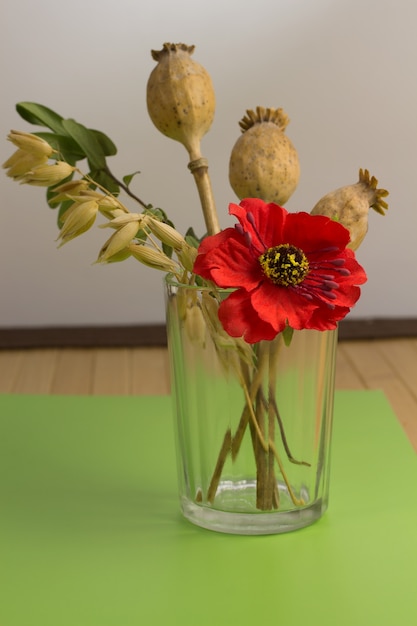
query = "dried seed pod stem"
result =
(147, 43, 220, 235)
(188, 157, 219, 235)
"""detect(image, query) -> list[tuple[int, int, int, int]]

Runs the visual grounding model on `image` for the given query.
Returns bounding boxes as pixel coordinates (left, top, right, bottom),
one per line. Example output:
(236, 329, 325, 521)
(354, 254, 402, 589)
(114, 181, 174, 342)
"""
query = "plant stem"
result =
(270, 396, 311, 467)
(206, 429, 232, 503)
(188, 157, 220, 236)
(267, 346, 278, 509)
(268, 336, 311, 467)
(205, 357, 265, 503)
(241, 377, 305, 507)
(103, 167, 149, 209)
(231, 355, 267, 459)
(254, 386, 268, 509)
(203, 321, 309, 510)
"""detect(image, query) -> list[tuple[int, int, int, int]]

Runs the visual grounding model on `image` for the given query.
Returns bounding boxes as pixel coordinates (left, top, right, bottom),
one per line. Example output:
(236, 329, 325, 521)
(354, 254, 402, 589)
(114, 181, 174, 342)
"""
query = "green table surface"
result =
(1, 390, 416, 626)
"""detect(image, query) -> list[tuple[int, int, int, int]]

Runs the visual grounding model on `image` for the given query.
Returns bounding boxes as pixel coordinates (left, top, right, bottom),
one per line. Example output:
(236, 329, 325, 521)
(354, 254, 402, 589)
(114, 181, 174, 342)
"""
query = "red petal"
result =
(230, 199, 286, 250)
(218, 290, 278, 343)
(306, 303, 351, 330)
(339, 250, 367, 285)
(251, 281, 318, 331)
(283, 211, 351, 252)
(194, 229, 262, 289)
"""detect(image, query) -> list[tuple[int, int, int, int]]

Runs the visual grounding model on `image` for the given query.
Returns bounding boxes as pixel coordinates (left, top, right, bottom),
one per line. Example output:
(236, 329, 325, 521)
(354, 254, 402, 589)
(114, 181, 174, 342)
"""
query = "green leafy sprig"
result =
(15, 102, 150, 222)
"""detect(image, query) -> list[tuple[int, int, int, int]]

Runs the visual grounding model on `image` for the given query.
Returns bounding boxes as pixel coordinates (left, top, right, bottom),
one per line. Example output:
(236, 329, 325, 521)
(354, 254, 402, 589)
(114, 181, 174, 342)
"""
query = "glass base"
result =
(181, 481, 328, 535)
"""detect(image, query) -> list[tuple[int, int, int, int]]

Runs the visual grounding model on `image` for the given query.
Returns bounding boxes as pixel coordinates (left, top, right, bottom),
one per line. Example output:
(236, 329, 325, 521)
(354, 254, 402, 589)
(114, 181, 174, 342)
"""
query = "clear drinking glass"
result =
(165, 275, 337, 535)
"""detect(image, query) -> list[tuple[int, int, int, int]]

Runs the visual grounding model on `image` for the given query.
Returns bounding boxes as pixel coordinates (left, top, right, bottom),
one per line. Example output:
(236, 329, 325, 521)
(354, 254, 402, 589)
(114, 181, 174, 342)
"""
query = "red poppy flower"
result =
(193, 198, 367, 343)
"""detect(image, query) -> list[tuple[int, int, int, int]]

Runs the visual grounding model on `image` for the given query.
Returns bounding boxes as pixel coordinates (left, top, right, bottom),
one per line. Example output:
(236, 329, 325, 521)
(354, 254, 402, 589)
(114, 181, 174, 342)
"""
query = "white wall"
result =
(1, 0, 416, 328)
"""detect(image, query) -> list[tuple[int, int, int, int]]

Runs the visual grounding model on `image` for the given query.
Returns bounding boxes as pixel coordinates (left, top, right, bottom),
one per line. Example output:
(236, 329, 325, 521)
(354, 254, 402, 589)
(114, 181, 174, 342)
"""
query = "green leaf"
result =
(144, 206, 175, 230)
(194, 274, 205, 286)
(162, 243, 173, 259)
(46, 185, 67, 207)
(135, 229, 148, 242)
(91, 130, 118, 156)
(57, 200, 73, 229)
(123, 171, 141, 187)
(62, 119, 107, 171)
(16, 102, 66, 134)
(185, 227, 201, 248)
(87, 169, 120, 195)
(16, 103, 118, 161)
(34, 132, 85, 164)
(282, 325, 294, 347)
(145, 206, 164, 220)
(185, 234, 200, 249)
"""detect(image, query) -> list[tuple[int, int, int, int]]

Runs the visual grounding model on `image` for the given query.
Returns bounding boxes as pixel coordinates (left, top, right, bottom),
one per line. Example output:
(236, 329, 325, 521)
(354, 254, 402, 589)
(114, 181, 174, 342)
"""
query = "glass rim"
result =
(164, 272, 235, 294)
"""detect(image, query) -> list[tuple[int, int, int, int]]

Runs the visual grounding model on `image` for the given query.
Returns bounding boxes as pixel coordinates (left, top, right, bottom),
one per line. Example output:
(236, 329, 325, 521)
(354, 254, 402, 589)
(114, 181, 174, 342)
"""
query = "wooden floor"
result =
(1, 338, 416, 452)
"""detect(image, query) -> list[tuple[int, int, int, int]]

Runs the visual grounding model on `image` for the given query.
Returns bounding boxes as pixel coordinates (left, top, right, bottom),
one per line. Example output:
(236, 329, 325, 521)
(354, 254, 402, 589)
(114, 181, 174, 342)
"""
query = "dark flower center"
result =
(259, 244, 309, 286)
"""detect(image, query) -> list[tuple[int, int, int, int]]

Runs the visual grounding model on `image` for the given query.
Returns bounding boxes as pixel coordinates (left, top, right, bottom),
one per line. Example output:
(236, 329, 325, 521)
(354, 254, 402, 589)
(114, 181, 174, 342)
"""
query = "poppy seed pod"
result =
(310, 169, 389, 250)
(229, 107, 300, 205)
(146, 43, 215, 160)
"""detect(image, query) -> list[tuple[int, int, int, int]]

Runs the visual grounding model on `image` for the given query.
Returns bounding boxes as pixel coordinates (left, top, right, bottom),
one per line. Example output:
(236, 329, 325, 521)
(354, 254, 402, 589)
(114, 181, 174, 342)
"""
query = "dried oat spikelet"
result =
(147, 43, 219, 235)
(229, 106, 300, 205)
(310, 168, 389, 250)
